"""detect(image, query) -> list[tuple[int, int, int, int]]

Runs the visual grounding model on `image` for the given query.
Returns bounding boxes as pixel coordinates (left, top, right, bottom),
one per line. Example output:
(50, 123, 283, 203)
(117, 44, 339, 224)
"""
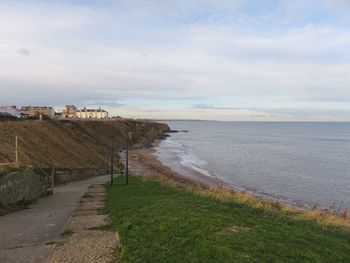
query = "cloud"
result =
(0, 0, 350, 120)
(17, 48, 31, 56)
(80, 100, 127, 108)
(192, 104, 216, 109)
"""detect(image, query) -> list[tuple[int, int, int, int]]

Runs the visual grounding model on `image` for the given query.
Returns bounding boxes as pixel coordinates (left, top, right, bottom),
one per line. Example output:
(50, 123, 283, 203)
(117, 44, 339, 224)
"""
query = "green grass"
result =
(105, 177, 350, 263)
(0, 165, 25, 176)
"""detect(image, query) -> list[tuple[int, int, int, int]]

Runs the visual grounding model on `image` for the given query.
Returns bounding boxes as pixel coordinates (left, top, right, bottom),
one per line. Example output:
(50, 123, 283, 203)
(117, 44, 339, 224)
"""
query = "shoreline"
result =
(129, 139, 310, 204)
(129, 140, 307, 207)
(151, 138, 343, 212)
(142, 140, 312, 209)
(128, 140, 221, 189)
(128, 139, 350, 224)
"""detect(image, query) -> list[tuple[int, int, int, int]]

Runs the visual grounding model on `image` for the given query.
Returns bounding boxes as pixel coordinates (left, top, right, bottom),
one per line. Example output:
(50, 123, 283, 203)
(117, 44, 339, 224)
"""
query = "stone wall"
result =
(0, 169, 51, 213)
(0, 168, 109, 214)
(54, 168, 110, 185)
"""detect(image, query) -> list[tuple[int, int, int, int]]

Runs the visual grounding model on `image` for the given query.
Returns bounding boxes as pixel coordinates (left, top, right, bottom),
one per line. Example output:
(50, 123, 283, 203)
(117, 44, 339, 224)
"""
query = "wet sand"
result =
(127, 140, 226, 190)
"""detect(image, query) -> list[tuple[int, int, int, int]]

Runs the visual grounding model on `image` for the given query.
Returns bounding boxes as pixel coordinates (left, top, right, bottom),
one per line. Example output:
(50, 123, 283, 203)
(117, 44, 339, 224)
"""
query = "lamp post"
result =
(125, 132, 129, 185)
(110, 139, 114, 185)
(15, 135, 18, 164)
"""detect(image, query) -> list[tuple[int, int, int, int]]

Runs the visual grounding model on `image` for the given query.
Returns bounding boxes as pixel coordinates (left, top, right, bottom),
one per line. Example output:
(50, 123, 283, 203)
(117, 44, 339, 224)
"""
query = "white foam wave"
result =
(156, 139, 216, 179)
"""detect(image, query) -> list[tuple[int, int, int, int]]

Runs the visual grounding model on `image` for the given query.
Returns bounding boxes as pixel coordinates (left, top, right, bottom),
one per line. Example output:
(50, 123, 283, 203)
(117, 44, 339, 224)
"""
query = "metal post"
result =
(125, 132, 129, 185)
(51, 168, 55, 193)
(15, 135, 18, 164)
(111, 140, 114, 185)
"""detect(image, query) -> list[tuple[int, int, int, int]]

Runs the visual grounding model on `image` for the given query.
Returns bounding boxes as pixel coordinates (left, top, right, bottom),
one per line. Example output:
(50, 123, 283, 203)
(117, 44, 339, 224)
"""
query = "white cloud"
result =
(0, 0, 350, 120)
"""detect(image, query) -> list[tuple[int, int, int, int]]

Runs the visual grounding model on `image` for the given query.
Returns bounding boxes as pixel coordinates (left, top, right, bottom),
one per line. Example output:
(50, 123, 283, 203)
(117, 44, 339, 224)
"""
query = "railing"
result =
(0, 131, 118, 189)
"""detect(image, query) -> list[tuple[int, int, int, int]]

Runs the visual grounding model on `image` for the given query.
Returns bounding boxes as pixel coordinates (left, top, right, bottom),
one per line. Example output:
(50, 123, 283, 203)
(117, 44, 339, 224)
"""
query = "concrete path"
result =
(0, 175, 109, 263)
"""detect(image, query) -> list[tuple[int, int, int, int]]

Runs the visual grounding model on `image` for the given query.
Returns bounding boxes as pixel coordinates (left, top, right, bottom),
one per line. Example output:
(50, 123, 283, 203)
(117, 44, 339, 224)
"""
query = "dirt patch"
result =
(88, 192, 106, 197)
(217, 226, 253, 235)
(78, 201, 105, 210)
(67, 215, 111, 232)
(87, 187, 106, 193)
(81, 196, 105, 202)
(73, 209, 102, 216)
(89, 184, 104, 189)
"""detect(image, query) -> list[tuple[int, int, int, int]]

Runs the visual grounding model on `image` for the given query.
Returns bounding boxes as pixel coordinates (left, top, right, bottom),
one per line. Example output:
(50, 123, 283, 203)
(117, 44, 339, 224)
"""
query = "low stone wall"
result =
(0, 169, 51, 212)
(54, 168, 110, 185)
(0, 168, 109, 214)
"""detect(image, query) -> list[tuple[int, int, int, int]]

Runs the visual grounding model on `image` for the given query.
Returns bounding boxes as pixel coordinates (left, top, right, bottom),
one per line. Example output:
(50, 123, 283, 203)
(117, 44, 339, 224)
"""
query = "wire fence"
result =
(0, 135, 43, 166)
(0, 135, 17, 166)
(0, 135, 55, 192)
(0, 132, 118, 189)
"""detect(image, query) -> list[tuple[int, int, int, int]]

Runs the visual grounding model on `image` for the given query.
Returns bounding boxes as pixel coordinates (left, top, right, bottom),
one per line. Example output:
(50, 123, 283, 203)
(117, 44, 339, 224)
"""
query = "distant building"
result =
(62, 105, 77, 118)
(0, 106, 21, 118)
(61, 105, 108, 119)
(76, 107, 108, 119)
(20, 106, 55, 119)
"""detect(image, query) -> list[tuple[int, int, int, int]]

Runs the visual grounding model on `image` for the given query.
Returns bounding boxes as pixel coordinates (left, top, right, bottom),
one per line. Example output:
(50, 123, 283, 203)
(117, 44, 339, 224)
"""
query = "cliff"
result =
(0, 119, 169, 171)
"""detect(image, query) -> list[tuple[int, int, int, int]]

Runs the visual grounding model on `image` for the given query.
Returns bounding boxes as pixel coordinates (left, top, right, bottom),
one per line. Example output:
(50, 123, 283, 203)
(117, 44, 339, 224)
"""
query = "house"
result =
(62, 105, 77, 118)
(0, 106, 21, 118)
(20, 106, 55, 119)
(76, 107, 108, 119)
(61, 105, 108, 119)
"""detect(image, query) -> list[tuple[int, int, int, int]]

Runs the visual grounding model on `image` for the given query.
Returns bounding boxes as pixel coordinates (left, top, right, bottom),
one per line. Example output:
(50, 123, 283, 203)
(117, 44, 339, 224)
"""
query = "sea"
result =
(154, 121, 350, 210)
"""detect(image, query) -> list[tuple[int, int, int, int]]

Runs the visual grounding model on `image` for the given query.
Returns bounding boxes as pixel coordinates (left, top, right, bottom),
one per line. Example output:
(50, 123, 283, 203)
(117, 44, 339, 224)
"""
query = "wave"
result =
(154, 139, 216, 179)
(154, 138, 314, 211)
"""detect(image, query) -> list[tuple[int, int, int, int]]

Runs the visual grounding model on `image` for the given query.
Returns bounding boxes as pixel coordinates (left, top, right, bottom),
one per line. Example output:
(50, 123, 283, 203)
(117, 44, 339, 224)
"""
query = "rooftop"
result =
(77, 107, 107, 113)
(21, 106, 53, 110)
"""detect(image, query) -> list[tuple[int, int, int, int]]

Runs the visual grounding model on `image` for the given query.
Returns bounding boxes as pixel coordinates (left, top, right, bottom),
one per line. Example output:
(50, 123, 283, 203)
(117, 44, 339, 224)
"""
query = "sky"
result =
(1, 0, 350, 121)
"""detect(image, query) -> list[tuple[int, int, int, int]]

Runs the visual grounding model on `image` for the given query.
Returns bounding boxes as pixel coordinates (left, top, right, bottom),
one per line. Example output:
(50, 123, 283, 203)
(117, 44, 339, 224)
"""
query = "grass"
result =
(105, 177, 350, 263)
(0, 119, 167, 170)
(60, 229, 74, 238)
(0, 165, 25, 177)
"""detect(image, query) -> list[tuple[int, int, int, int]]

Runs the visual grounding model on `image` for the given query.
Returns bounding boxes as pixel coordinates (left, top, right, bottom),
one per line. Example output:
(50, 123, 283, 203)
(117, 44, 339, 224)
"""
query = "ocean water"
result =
(154, 121, 350, 210)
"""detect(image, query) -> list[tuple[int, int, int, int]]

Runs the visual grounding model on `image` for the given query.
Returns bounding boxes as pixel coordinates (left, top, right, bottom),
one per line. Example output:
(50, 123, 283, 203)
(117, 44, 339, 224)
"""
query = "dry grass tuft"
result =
(143, 172, 350, 230)
(200, 187, 350, 230)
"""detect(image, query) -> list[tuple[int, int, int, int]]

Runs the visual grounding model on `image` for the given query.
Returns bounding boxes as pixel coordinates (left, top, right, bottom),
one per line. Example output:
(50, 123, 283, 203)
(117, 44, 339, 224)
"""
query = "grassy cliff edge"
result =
(0, 119, 169, 171)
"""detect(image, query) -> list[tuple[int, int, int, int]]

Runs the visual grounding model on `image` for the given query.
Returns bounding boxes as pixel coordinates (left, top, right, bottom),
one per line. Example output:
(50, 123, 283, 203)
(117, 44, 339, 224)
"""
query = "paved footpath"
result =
(0, 175, 109, 263)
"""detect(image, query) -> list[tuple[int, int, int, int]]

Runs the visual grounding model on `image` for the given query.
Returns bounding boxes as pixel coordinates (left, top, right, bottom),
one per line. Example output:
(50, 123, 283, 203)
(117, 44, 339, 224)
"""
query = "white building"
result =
(76, 107, 108, 119)
(62, 105, 77, 118)
(0, 106, 21, 118)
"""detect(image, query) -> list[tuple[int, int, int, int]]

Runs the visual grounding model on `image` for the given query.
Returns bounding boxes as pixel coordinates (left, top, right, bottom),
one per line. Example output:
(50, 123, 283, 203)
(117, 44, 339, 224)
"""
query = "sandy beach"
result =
(126, 140, 226, 190)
